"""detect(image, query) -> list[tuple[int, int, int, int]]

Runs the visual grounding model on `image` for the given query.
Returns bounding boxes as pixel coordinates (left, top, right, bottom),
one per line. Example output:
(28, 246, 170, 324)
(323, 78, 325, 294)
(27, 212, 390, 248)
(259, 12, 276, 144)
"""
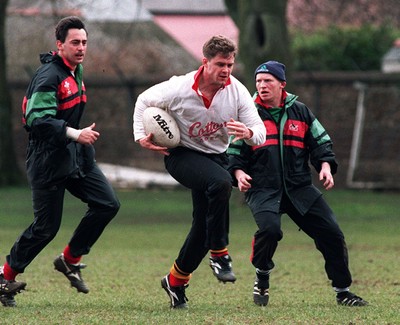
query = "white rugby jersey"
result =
(133, 67, 266, 154)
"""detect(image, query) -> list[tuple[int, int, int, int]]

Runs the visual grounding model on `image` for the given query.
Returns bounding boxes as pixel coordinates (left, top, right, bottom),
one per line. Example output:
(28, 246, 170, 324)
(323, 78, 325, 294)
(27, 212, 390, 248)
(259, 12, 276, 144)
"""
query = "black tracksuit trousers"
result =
(164, 147, 232, 274)
(7, 164, 120, 273)
(251, 193, 352, 289)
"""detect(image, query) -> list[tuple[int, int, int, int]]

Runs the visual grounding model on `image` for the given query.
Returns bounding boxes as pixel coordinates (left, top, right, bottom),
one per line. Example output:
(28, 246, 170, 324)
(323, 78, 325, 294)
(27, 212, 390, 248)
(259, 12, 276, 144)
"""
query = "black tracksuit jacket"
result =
(22, 52, 94, 189)
(227, 92, 338, 216)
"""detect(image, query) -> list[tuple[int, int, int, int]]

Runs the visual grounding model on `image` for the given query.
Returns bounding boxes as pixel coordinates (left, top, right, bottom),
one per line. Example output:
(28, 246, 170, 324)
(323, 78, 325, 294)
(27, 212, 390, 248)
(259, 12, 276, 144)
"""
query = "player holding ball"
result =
(133, 35, 266, 309)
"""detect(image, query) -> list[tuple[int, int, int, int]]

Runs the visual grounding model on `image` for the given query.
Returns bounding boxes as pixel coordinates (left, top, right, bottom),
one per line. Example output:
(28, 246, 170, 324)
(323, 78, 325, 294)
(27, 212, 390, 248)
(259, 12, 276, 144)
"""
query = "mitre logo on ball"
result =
(143, 107, 181, 148)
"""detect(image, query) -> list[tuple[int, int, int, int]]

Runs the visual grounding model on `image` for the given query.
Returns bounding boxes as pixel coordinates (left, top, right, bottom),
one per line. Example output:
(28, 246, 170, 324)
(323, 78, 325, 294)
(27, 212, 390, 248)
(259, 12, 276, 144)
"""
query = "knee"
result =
(323, 225, 345, 241)
(209, 177, 232, 198)
(100, 197, 120, 221)
(35, 222, 60, 243)
(256, 224, 283, 242)
(108, 198, 120, 218)
(112, 198, 121, 213)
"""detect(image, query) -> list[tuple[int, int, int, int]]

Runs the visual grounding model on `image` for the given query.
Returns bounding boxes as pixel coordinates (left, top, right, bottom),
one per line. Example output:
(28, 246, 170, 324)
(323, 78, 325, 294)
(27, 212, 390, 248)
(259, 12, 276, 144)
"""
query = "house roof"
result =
(141, 0, 237, 60)
(153, 15, 238, 60)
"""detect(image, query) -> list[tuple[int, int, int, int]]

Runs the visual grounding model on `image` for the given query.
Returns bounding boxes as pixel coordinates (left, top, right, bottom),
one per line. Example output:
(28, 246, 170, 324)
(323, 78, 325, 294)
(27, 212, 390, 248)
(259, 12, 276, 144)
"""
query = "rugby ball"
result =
(143, 107, 180, 148)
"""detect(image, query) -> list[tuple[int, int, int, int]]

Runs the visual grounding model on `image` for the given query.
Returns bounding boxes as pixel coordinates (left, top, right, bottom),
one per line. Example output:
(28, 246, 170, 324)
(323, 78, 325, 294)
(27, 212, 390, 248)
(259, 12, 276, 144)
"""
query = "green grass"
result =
(1, 187, 400, 324)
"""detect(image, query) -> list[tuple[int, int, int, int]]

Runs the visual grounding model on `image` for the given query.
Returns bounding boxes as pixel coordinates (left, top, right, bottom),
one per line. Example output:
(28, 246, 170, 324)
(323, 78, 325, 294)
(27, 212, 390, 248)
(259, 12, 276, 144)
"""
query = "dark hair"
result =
(202, 35, 237, 60)
(55, 16, 87, 42)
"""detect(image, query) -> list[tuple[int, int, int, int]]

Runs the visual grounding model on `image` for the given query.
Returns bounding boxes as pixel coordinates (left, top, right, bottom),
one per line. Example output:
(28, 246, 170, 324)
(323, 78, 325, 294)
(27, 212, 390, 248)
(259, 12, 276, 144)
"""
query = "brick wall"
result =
(11, 71, 400, 189)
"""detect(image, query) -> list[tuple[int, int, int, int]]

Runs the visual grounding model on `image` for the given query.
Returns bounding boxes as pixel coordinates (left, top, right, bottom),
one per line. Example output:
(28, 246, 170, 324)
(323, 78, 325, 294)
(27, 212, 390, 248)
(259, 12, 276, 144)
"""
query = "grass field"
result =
(0, 186, 399, 324)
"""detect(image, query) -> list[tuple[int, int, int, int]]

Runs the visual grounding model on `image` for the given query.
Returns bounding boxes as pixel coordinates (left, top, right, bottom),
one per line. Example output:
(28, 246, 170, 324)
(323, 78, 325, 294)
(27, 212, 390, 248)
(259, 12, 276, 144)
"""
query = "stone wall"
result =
(293, 71, 400, 189)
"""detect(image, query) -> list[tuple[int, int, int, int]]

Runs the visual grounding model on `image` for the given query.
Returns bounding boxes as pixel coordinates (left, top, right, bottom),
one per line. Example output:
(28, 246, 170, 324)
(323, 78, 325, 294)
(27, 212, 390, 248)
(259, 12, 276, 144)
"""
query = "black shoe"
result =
(0, 274, 26, 295)
(253, 278, 269, 306)
(336, 291, 368, 306)
(53, 255, 89, 294)
(209, 255, 236, 283)
(161, 275, 188, 309)
(0, 294, 16, 307)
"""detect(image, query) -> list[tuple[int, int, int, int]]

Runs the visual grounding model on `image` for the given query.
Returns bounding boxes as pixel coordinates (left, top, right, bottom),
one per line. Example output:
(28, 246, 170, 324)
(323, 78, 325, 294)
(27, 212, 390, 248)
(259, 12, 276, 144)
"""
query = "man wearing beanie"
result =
(253, 60, 286, 81)
(227, 60, 368, 307)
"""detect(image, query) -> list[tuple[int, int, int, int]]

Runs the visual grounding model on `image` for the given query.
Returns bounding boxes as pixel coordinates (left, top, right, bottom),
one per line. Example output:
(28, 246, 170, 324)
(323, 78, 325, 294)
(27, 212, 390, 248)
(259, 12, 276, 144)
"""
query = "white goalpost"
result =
(346, 82, 385, 189)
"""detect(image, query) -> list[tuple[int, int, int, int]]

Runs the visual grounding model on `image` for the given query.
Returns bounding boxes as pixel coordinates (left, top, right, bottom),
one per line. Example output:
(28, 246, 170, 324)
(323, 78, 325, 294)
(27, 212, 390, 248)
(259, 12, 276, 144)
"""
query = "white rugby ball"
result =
(143, 107, 180, 148)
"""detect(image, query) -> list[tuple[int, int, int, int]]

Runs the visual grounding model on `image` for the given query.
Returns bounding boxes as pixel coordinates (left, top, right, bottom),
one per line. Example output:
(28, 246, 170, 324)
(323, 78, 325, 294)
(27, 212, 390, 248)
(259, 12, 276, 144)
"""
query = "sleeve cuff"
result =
(66, 127, 82, 141)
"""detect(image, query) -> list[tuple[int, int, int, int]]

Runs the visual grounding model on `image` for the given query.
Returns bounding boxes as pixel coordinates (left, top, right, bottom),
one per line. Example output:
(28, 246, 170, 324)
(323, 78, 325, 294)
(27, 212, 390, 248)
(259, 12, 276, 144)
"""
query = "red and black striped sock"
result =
(169, 262, 191, 287)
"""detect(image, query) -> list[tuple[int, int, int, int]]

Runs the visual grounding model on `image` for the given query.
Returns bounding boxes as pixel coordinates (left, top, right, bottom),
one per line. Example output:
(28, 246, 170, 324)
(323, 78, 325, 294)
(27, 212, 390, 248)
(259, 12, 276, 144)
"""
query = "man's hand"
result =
(234, 169, 252, 192)
(138, 133, 169, 156)
(77, 123, 99, 145)
(227, 118, 253, 143)
(319, 162, 334, 190)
